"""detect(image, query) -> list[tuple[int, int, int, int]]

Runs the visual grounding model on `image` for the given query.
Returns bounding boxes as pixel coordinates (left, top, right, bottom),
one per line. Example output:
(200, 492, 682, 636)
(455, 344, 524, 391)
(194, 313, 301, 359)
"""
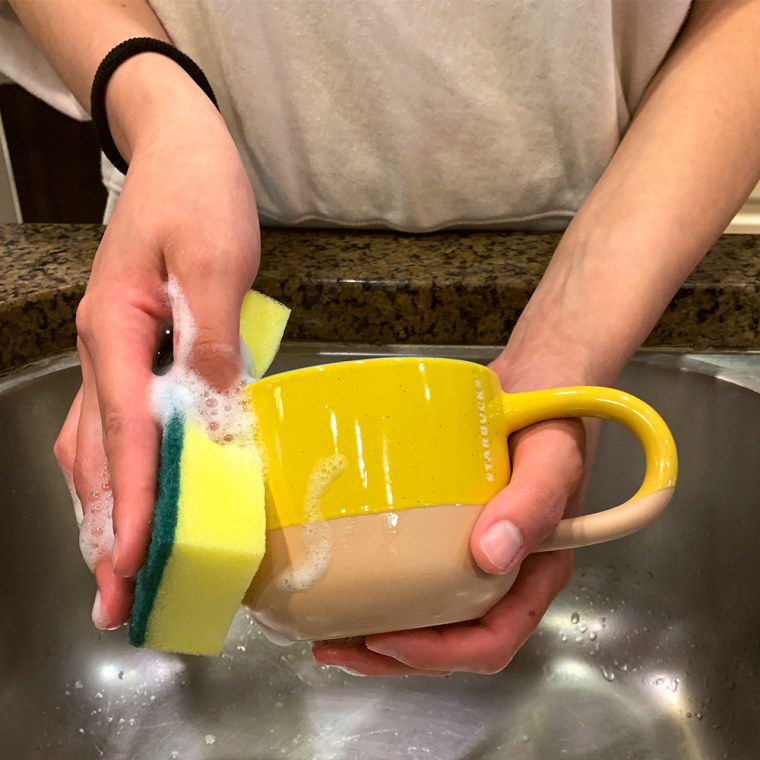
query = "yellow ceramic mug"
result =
(244, 357, 677, 642)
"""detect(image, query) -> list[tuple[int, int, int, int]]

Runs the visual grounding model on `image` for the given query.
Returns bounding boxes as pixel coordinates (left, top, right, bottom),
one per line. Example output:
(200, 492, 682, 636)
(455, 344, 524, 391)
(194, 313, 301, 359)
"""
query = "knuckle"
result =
(525, 480, 568, 522)
(101, 407, 126, 445)
(192, 324, 229, 355)
(53, 432, 72, 469)
(75, 296, 95, 342)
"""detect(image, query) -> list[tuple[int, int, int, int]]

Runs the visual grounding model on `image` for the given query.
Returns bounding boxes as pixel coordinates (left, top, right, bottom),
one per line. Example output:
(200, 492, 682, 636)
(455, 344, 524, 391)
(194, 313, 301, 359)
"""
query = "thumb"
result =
(170, 256, 255, 391)
(470, 418, 585, 575)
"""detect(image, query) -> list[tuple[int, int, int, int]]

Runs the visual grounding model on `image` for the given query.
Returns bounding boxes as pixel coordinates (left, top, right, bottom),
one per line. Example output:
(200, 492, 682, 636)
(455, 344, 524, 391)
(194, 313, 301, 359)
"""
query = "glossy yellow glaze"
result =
(246, 358, 677, 532)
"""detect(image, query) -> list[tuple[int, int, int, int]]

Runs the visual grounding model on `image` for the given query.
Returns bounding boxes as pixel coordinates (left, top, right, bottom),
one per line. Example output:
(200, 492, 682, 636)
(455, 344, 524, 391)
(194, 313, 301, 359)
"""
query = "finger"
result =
(312, 642, 451, 677)
(73, 340, 111, 538)
(471, 419, 585, 574)
(169, 254, 253, 389)
(73, 343, 135, 626)
(78, 284, 165, 578)
(54, 386, 82, 477)
(93, 559, 134, 630)
(364, 550, 573, 674)
(54, 386, 83, 525)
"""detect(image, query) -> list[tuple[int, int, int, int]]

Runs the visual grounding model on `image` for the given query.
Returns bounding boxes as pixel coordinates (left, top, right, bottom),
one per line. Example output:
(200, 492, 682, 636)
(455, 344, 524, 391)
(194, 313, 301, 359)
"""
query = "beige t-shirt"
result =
(0, 0, 691, 231)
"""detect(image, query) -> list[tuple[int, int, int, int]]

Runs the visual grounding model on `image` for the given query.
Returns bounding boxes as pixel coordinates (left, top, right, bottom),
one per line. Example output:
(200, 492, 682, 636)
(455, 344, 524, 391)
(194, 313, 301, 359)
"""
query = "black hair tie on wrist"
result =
(90, 37, 218, 175)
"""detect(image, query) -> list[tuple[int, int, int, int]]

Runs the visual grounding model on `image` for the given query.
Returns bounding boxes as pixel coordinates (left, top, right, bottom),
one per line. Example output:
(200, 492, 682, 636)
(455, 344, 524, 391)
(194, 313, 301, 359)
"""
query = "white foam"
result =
(150, 277, 257, 446)
(78, 469, 115, 573)
(91, 591, 108, 630)
(277, 454, 347, 593)
(166, 276, 195, 366)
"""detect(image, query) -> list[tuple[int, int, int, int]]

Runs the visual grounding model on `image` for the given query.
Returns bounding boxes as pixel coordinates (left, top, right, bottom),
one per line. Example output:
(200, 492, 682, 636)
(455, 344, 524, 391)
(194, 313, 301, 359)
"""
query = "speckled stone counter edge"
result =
(1, 224, 758, 373)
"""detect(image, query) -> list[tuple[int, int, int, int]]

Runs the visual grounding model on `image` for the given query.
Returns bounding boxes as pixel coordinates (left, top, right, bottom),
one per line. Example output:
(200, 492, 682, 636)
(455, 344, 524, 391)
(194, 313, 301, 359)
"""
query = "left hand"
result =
(312, 361, 586, 676)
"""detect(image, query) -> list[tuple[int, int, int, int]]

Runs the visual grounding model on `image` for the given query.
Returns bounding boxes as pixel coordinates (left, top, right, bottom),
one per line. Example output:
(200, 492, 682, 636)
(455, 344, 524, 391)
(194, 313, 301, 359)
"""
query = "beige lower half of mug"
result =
(244, 504, 518, 642)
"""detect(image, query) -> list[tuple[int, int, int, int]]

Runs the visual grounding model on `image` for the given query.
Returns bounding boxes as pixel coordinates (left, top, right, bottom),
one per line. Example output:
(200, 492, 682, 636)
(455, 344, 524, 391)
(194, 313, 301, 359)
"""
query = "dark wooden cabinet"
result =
(0, 84, 105, 223)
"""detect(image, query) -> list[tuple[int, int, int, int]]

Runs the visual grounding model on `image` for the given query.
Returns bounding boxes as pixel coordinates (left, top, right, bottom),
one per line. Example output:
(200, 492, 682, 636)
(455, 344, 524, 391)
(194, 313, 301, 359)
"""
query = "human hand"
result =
(53, 75, 260, 630)
(312, 359, 590, 676)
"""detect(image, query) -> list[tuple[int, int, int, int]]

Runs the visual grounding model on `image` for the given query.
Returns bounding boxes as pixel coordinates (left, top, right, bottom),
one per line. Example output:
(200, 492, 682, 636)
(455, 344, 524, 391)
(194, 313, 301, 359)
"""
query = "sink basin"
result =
(2, 346, 759, 759)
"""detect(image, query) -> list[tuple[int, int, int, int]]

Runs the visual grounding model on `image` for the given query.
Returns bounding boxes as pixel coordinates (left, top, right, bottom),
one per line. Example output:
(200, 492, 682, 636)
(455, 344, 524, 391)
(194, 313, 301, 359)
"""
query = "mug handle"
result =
(501, 386, 678, 551)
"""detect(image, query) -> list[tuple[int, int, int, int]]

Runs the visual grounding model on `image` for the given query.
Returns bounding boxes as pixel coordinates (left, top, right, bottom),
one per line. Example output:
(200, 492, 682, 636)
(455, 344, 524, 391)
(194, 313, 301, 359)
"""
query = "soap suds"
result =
(277, 454, 347, 593)
(150, 277, 256, 446)
(78, 469, 115, 574)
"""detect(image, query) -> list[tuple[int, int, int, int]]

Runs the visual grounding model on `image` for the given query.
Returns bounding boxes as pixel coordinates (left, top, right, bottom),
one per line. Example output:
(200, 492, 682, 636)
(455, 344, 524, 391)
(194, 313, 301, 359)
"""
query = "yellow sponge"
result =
(240, 290, 291, 379)
(129, 291, 290, 655)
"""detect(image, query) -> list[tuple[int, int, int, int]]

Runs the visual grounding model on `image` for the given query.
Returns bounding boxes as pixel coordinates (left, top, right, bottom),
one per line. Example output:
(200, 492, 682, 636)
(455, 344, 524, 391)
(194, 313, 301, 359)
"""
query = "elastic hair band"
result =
(90, 37, 218, 174)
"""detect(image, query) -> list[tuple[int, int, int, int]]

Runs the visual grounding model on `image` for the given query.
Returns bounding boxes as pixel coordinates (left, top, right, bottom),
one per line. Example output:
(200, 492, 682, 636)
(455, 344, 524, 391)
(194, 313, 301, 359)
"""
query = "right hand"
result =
(53, 65, 260, 630)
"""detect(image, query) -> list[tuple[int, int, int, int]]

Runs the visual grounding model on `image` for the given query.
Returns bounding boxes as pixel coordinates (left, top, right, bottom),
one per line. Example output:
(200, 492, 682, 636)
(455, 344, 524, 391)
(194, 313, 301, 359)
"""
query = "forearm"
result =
(499, 0, 760, 387)
(10, 0, 216, 162)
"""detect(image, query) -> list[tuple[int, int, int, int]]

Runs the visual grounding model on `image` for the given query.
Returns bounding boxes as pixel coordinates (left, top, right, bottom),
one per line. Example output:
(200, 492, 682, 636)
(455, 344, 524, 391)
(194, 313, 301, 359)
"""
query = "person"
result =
(2, 0, 758, 677)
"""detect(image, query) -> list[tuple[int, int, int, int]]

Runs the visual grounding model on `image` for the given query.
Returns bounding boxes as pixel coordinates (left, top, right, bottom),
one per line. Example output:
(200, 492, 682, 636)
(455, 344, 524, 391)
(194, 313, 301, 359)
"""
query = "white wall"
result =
(726, 181, 760, 234)
(0, 108, 22, 223)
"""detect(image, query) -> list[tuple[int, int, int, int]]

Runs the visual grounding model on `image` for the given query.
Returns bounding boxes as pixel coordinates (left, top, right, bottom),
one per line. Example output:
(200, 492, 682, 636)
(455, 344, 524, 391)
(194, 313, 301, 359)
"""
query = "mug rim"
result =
(253, 355, 492, 388)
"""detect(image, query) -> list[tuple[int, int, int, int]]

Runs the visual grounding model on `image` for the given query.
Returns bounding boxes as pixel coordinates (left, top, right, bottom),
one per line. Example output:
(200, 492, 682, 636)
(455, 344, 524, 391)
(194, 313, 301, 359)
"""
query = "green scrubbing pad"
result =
(129, 413, 183, 648)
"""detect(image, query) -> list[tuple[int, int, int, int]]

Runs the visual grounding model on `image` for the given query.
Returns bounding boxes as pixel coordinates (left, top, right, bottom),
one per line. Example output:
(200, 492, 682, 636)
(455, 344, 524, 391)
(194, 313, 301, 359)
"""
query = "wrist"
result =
(493, 230, 638, 391)
(104, 52, 221, 166)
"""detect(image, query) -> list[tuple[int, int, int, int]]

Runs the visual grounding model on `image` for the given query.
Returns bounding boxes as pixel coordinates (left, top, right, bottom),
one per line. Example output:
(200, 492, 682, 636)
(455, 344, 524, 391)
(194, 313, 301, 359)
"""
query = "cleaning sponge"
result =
(129, 290, 289, 655)
(240, 290, 291, 379)
(129, 416, 265, 654)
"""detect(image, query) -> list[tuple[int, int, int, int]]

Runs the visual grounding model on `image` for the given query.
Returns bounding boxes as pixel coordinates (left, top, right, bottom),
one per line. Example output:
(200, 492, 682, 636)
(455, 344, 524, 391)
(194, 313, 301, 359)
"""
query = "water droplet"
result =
(275, 701, 283, 708)
(74, 680, 83, 690)
(570, 612, 580, 624)
(78, 728, 85, 735)
(237, 645, 246, 652)
(128, 719, 136, 727)
(95, 692, 103, 699)
(560, 634, 567, 642)
(589, 632, 597, 641)
(601, 666, 616, 682)
(670, 678, 680, 692)
(205, 734, 216, 746)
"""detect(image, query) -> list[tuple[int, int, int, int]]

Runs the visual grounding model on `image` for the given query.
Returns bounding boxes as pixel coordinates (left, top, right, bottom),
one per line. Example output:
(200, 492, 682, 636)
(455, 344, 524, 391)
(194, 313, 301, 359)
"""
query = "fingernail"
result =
(479, 520, 523, 572)
(92, 591, 122, 631)
(111, 537, 120, 572)
(91, 591, 108, 630)
(365, 641, 401, 659)
(111, 537, 131, 577)
(331, 665, 366, 678)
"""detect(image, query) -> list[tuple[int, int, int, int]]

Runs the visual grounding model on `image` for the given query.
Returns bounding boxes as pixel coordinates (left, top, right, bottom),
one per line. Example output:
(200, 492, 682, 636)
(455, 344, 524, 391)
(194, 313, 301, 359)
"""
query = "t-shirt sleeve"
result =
(0, 1, 88, 121)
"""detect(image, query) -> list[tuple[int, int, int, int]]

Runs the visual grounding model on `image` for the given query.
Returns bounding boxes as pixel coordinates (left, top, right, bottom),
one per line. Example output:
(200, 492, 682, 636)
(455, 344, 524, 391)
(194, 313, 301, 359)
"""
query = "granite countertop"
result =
(1, 223, 758, 373)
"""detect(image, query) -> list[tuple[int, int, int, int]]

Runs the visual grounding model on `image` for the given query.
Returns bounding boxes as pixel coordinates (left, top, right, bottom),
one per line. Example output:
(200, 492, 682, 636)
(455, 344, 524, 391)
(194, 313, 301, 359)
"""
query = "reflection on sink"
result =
(2, 346, 759, 759)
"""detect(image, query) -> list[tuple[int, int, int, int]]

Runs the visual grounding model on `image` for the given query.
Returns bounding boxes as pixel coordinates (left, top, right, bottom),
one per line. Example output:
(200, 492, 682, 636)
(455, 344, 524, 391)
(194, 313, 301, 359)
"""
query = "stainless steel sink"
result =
(2, 345, 759, 760)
